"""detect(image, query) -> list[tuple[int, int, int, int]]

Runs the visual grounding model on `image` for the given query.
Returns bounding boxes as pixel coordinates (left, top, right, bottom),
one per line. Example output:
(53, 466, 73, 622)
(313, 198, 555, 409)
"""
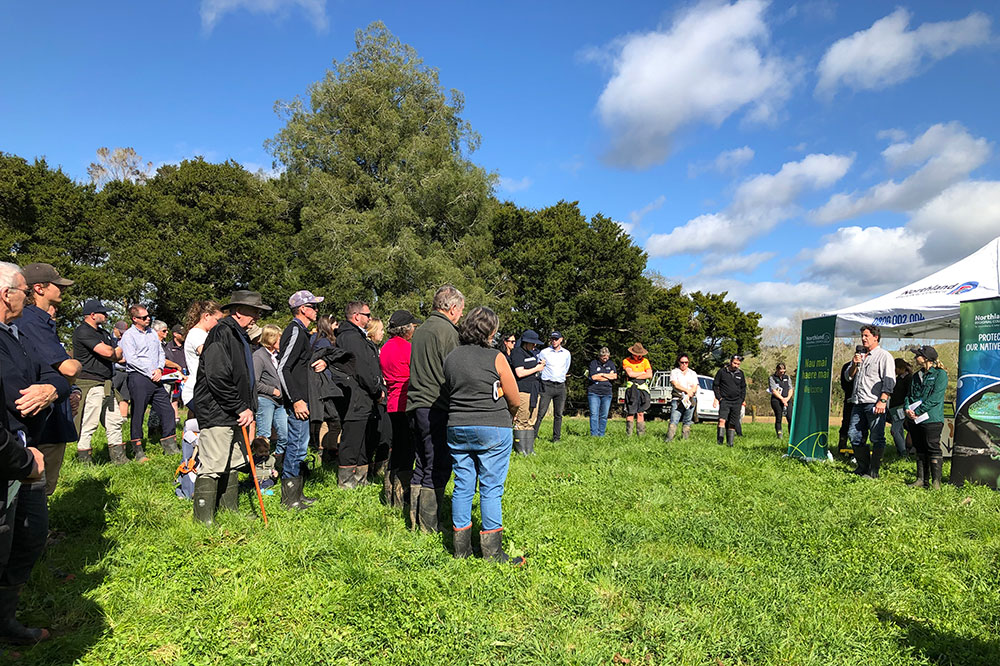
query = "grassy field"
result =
(8, 417, 1000, 665)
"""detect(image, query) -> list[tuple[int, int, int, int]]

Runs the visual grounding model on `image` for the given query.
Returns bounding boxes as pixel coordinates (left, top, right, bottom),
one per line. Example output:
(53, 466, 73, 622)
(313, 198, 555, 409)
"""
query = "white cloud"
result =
(595, 0, 792, 168)
(681, 276, 851, 328)
(812, 122, 992, 223)
(629, 195, 666, 226)
(803, 225, 929, 290)
(689, 146, 755, 177)
(498, 176, 533, 193)
(648, 153, 853, 257)
(201, 0, 328, 33)
(241, 161, 284, 180)
(698, 251, 776, 276)
(816, 8, 991, 97)
(876, 128, 907, 143)
(910, 181, 1000, 264)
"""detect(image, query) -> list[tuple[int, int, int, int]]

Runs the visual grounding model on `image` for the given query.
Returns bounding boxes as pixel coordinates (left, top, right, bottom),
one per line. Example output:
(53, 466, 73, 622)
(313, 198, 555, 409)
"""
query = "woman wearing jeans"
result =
(443, 306, 524, 565)
(253, 324, 288, 466)
(586, 347, 617, 436)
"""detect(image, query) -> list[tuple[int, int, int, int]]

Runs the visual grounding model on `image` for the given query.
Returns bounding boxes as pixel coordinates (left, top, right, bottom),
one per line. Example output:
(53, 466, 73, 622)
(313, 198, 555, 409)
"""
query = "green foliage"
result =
(266, 22, 502, 315)
(26, 420, 1000, 665)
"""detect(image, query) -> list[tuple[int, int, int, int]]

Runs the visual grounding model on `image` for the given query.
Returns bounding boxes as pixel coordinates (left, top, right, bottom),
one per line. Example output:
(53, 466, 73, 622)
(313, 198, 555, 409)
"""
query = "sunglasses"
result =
(360, 311, 372, 317)
(134, 315, 151, 320)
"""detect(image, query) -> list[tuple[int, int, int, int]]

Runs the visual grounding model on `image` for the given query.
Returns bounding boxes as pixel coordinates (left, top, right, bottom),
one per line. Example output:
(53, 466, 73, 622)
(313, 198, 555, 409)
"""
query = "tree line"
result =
(0, 23, 761, 404)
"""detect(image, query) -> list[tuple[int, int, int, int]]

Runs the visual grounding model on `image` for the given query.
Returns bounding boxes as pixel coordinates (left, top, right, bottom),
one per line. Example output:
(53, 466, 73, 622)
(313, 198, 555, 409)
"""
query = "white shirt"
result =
(538, 346, 572, 383)
(181, 327, 209, 405)
(669, 367, 698, 396)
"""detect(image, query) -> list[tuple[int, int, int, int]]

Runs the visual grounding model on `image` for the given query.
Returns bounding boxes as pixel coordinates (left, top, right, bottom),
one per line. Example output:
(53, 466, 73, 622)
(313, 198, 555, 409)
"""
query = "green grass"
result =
(9, 419, 1000, 665)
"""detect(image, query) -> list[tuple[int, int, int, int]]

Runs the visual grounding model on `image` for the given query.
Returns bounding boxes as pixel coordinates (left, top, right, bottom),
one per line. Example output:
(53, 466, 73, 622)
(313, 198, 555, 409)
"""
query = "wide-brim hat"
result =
(628, 342, 649, 357)
(223, 290, 272, 312)
(521, 329, 543, 345)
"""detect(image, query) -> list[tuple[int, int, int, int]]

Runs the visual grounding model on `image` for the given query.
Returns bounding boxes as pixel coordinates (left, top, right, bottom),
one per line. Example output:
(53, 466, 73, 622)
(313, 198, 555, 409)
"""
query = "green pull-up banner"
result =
(788, 315, 836, 460)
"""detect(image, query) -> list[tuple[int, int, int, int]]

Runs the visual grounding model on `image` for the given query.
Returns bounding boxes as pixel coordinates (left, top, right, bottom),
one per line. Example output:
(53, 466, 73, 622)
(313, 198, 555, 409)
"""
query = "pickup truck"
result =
(616, 371, 745, 422)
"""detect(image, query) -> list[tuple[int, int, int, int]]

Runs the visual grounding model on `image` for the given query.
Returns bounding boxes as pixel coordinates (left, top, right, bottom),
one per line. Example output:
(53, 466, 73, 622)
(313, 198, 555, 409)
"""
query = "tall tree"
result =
(266, 22, 503, 315)
(88, 147, 153, 188)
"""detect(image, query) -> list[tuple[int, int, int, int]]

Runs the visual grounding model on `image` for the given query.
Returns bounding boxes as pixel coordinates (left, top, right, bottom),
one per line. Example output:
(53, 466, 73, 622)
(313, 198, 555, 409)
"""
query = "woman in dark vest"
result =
(768, 362, 793, 440)
(443, 306, 524, 565)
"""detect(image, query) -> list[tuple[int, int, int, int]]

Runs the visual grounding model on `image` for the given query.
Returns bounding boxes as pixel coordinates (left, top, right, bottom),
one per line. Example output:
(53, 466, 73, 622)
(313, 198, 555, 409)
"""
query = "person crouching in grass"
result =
(443, 306, 524, 565)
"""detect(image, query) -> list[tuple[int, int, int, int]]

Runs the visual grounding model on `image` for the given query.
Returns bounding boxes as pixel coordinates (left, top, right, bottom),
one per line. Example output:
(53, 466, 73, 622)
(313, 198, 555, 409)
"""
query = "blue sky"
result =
(2, 1, 999, 329)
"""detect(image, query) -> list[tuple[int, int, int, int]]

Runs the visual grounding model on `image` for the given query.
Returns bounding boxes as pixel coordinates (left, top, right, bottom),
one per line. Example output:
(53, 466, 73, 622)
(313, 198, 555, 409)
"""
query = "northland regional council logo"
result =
(947, 281, 979, 295)
(805, 332, 831, 346)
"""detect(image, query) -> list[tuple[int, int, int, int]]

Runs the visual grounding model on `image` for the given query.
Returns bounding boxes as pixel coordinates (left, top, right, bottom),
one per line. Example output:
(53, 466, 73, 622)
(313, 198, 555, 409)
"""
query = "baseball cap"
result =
(22, 263, 73, 287)
(289, 290, 324, 310)
(114, 320, 129, 332)
(388, 310, 421, 328)
(171, 324, 185, 335)
(81, 299, 111, 316)
(550, 331, 563, 339)
(910, 345, 939, 361)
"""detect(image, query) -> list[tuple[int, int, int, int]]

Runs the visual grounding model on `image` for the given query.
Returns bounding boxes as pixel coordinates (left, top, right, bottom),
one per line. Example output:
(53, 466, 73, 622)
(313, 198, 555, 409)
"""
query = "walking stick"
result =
(241, 423, 268, 526)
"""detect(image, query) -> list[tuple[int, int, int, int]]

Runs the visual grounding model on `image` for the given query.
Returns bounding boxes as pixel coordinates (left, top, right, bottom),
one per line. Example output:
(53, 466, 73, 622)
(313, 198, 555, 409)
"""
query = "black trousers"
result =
(127, 373, 175, 442)
(387, 411, 414, 474)
(911, 421, 944, 457)
(368, 404, 391, 466)
(771, 397, 791, 434)
(0, 483, 48, 588)
(409, 407, 451, 489)
(535, 381, 567, 440)
(339, 418, 370, 467)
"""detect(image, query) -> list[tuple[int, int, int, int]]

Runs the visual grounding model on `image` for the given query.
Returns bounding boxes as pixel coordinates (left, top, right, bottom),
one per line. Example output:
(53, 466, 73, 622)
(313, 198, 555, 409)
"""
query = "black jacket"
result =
(713, 365, 746, 403)
(193, 317, 258, 429)
(0, 325, 70, 445)
(308, 344, 354, 423)
(334, 321, 382, 422)
(277, 319, 311, 407)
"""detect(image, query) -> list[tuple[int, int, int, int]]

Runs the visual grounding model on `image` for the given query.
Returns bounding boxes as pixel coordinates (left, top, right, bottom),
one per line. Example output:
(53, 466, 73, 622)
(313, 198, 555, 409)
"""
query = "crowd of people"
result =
(0, 258, 950, 647)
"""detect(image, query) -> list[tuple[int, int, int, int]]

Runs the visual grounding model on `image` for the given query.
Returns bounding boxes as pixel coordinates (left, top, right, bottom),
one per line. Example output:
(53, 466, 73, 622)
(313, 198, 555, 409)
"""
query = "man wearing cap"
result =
(72, 299, 127, 464)
(509, 329, 545, 453)
(847, 325, 896, 479)
(713, 355, 746, 447)
(380, 309, 420, 507)
(407, 284, 464, 532)
(120, 304, 179, 459)
(191, 291, 270, 524)
(534, 332, 572, 444)
(836, 345, 869, 457)
(276, 289, 324, 510)
(16, 263, 81, 494)
(0, 261, 68, 643)
(622, 343, 652, 436)
(334, 301, 383, 489)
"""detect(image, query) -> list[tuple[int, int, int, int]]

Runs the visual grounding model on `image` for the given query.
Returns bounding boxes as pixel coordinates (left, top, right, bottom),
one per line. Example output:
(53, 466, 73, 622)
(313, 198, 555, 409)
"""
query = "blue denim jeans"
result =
(283, 408, 310, 479)
(848, 403, 887, 452)
(588, 393, 611, 436)
(669, 399, 695, 426)
(256, 397, 288, 455)
(448, 425, 513, 531)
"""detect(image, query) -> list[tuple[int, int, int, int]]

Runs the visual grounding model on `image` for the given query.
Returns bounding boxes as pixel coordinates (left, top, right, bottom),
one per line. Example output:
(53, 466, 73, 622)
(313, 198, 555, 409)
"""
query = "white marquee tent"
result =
(823, 236, 1000, 339)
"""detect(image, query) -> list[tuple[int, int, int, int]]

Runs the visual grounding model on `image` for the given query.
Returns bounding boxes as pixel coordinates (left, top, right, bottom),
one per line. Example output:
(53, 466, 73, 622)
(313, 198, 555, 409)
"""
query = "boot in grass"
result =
(523, 430, 535, 455)
(418, 487, 441, 533)
(337, 466, 356, 489)
(193, 476, 218, 525)
(453, 525, 473, 559)
(281, 476, 309, 510)
(908, 456, 926, 488)
(0, 586, 50, 645)
(513, 430, 530, 455)
(864, 447, 884, 479)
(929, 456, 943, 490)
(666, 423, 677, 442)
(108, 443, 128, 465)
(480, 528, 525, 566)
(131, 440, 148, 463)
(626, 420, 635, 437)
(76, 448, 93, 464)
(717, 427, 725, 445)
(637, 421, 646, 436)
(274, 452, 284, 476)
(160, 434, 180, 455)
(409, 485, 421, 530)
(726, 429, 735, 447)
(682, 424, 691, 440)
(382, 469, 395, 506)
(852, 444, 871, 476)
(353, 465, 370, 488)
(216, 470, 239, 512)
(395, 470, 412, 508)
